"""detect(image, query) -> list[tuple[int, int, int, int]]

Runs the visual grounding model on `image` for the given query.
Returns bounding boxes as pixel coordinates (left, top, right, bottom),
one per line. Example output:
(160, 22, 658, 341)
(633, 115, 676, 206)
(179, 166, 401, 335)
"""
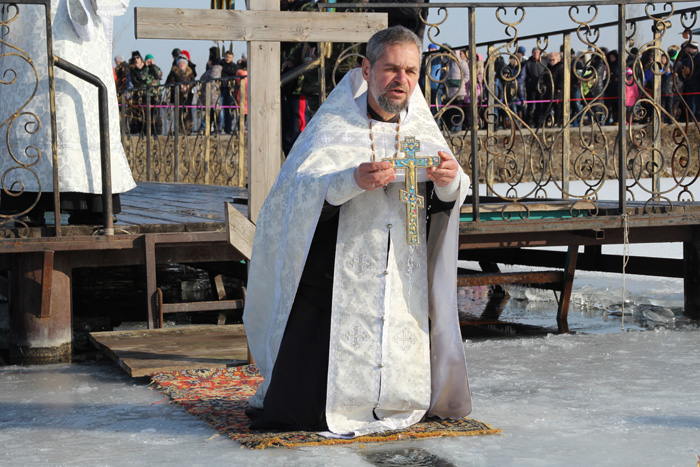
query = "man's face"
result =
(532, 49, 540, 61)
(224, 53, 233, 64)
(134, 56, 144, 68)
(362, 42, 420, 117)
(145, 58, 154, 66)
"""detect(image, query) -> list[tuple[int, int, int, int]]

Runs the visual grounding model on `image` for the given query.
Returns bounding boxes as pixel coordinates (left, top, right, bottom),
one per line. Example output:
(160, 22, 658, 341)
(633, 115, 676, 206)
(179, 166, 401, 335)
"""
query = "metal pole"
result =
(618, 3, 627, 214)
(469, 6, 479, 220)
(652, 26, 661, 200)
(204, 82, 212, 184)
(146, 89, 152, 181)
(562, 33, 571, 199)
(486, 44, 495, 196)
(45, 2, 60, 236)
(53, 56, 113, 236)
(174, 85, 180, 183)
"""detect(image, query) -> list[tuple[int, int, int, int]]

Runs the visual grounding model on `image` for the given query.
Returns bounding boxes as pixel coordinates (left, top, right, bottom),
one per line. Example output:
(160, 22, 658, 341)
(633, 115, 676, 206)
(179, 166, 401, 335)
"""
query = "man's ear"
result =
(362, 58, 371, 82)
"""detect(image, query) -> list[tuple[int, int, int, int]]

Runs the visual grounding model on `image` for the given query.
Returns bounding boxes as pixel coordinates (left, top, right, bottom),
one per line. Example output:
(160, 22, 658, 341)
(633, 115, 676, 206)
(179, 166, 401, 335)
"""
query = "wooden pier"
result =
(3, 181, 700, 368)
(0, 182, 250, 364)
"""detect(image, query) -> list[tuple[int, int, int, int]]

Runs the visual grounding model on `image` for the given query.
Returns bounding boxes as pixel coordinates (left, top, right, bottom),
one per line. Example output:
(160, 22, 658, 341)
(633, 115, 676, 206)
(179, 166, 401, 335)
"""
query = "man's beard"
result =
(371, 80, 409, 115)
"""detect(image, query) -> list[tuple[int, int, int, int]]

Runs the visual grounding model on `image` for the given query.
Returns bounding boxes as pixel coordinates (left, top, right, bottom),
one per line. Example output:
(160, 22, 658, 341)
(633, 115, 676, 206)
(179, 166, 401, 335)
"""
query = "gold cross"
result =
(383, 137, 440, 245)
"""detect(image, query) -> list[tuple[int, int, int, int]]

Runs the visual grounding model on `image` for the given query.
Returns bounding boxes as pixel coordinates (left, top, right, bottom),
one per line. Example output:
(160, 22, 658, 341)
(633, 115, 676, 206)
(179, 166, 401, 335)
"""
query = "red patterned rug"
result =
(150, 365, 501, 449)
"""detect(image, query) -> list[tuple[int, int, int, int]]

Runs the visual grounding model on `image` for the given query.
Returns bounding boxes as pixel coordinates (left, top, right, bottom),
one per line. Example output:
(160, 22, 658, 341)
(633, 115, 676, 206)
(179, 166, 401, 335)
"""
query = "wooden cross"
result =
(383, 137, 440, 245)
(134, 3, 387, 223)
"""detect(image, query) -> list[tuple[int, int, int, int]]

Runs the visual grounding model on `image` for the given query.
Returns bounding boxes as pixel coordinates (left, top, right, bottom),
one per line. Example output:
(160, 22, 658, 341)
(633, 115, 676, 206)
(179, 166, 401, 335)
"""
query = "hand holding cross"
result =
(383, 137, 458, 245)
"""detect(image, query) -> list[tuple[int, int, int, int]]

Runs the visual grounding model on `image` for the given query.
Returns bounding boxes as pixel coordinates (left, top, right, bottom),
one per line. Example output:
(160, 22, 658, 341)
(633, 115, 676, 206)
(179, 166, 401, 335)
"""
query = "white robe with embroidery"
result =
(244, 68, 471, 436)
(0, 0, 135, 195)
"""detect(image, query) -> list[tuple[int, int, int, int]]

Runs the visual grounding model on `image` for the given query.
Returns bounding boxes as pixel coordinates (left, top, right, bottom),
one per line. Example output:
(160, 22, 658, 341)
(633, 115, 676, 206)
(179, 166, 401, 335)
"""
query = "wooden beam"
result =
(457, 271, 564, 287)
(225, 202, 255, 260)
(134, 8, 386, 42)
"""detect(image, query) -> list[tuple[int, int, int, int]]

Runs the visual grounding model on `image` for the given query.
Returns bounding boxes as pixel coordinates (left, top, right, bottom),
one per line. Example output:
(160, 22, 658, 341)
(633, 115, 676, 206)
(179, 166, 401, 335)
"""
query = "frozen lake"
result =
(1, 178, 698, 465)
(1, 324, 698, 466)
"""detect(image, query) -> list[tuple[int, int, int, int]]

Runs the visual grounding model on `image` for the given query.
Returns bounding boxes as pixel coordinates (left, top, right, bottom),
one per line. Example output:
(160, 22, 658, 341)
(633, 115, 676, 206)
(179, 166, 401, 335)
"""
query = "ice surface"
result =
(1, 178, 698, 464)
(1, 325, 698, 466)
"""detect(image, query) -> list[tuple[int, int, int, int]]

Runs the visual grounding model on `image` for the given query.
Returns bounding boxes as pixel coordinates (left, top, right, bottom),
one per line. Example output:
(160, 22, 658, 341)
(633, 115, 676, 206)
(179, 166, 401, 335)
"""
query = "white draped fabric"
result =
(0, 0, 135, 194)
(243, 68, 471, 436)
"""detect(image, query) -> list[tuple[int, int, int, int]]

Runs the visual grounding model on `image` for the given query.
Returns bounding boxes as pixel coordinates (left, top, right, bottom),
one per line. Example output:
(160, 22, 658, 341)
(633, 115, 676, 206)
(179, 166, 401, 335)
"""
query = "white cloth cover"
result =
(0, 0, 135, 194)
(243, 68, 471, 436)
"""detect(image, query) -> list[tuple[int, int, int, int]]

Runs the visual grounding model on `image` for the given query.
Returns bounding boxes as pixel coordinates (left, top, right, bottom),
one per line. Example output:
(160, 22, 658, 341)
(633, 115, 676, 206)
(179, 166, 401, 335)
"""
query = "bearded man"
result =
(243, 26, 472, 437)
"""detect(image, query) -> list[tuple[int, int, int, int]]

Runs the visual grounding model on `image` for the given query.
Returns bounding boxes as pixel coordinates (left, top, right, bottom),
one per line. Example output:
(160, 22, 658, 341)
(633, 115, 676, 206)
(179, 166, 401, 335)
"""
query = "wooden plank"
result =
(161, 299, 244, 313)
(89, 324, 249, 378)
(225, 202, 255, 260)
(457, 271, 564, 287)
(134, 8, 387, 42)
(145, 235, 157, 329)
(460, 199, 595, 214)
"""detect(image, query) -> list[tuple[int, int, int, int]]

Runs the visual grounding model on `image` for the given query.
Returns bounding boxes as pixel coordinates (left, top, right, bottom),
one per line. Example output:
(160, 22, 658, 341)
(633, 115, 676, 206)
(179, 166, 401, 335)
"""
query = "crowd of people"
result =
(113, 46, 248, 135)
(112, 37, 700, 138)
(425, 40, 700, 131)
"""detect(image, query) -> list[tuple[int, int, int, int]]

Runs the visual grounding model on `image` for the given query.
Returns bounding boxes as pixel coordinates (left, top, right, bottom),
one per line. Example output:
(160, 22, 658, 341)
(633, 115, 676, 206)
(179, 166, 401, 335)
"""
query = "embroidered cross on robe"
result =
(383, 137, 440, 245)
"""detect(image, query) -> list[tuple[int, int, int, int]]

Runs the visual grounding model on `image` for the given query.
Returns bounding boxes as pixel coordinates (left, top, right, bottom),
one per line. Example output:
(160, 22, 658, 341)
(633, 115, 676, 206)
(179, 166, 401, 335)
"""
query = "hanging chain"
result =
(621, 213, 630, 330)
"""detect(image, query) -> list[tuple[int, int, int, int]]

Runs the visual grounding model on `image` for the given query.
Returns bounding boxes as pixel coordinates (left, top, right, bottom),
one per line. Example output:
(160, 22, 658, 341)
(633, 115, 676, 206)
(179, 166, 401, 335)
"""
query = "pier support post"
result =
(9, 251, 72, 364)
(683, 237, 700, 320)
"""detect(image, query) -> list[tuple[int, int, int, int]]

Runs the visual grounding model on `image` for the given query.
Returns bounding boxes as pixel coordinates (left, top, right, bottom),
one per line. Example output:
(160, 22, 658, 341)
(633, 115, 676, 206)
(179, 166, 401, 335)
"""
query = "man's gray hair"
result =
(366, 26, 422, 65)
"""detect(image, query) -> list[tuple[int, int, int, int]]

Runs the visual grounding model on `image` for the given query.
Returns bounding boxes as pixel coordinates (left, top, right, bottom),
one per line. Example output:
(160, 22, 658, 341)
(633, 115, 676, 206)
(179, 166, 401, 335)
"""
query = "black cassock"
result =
(247, 183, 459, 431)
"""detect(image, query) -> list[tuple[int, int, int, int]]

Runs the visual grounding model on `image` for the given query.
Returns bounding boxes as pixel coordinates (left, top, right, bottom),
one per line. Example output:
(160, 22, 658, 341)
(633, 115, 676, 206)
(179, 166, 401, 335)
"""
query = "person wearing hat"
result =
(524, 47, 546, 126)
(166, 55, 196, 133)
(114, 54, 131, 92)
(129, 51, 163, 134)
(171, 48, 182, 66)
(181, 50, 197, 78)
(220, 51, 239, 134)
(199, 48, 224, 133)
(507, 45, 527, 125)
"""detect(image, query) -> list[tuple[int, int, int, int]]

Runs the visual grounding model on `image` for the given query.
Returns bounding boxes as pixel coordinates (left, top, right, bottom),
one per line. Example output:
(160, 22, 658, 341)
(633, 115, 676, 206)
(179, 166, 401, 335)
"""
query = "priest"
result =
(243, 26, 471, 437)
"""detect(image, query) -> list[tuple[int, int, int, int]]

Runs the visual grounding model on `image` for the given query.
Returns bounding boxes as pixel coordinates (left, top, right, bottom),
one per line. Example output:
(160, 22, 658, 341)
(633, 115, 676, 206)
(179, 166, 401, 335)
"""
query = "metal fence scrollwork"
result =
(119, 76, 247, 187)
(0, 1, 58, 236)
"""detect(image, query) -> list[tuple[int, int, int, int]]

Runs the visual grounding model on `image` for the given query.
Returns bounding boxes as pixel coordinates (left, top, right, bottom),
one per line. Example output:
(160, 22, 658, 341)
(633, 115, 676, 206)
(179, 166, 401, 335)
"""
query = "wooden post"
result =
(9, 251, 72, 364)
(238, 77, 247, 187)
(204, 82, 212, 185)
(247, 0, 280, 223)
(652, 27, 661, 200)
(557, 244, 579, 327)
(683, 235, 700, 320)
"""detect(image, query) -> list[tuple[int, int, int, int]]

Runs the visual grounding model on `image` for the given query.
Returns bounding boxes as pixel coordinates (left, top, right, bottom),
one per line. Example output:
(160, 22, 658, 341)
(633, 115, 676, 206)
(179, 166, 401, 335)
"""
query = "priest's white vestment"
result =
(243, 68, 471, 436)
(0, 0, 135, 195)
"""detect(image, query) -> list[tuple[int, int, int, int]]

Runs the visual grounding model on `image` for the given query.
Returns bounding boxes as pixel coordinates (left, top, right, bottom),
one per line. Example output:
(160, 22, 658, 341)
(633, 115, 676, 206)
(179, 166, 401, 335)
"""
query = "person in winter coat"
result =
(166, 56, 195, 133)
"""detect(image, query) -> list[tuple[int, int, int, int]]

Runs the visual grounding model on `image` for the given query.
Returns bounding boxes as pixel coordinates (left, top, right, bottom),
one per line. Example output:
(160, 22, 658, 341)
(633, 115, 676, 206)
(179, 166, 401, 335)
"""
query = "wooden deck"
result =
(3, 181, 700, 366)
(0, 182, 251, 364)
(89, 324, 249, 377)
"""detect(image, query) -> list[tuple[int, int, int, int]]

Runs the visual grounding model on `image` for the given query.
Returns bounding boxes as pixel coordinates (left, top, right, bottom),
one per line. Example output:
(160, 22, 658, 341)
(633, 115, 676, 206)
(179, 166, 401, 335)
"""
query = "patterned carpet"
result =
(150, 365, 501, 449)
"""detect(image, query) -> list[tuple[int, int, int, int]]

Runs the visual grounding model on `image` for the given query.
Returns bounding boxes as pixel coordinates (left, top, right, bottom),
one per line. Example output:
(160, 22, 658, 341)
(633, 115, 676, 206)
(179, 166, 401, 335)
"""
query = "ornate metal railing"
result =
(322, 1, 700, 221)
(118, 76, 247, 187)
(0, 1, 59, 235)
